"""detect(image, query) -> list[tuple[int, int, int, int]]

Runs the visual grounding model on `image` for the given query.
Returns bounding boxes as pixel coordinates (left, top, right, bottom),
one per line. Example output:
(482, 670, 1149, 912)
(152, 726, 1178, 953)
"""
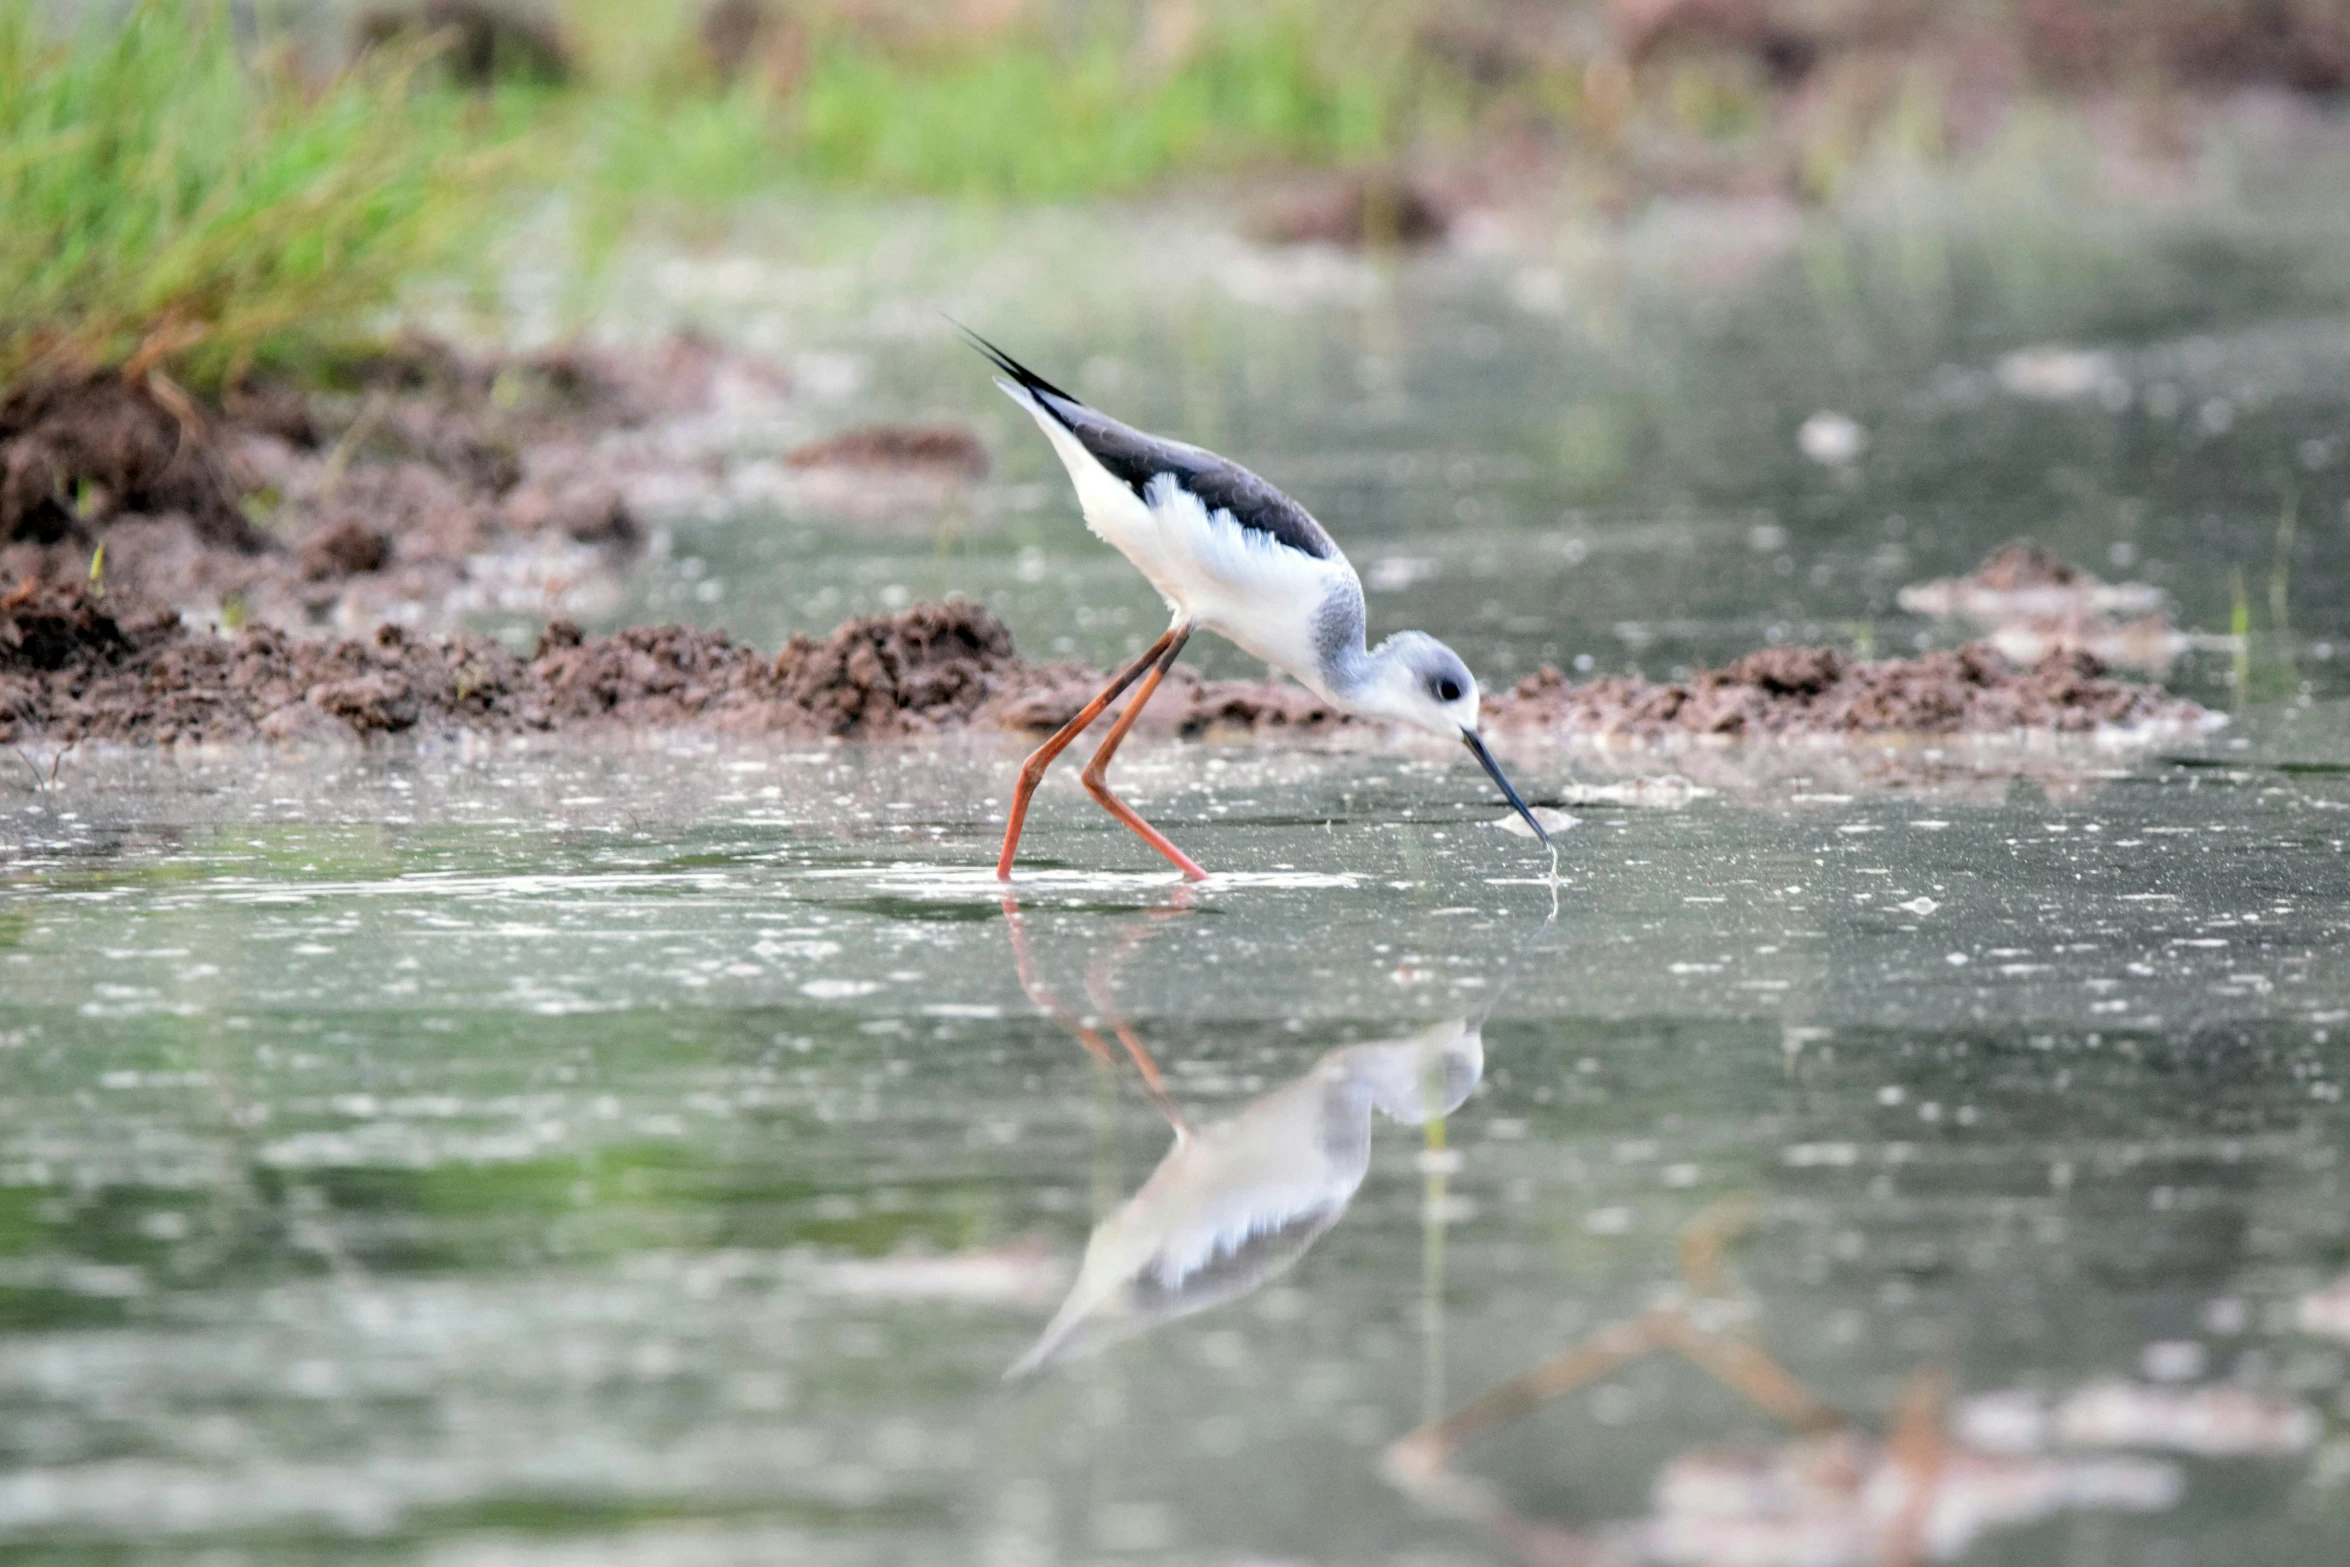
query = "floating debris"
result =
(1797, 410, 1866, 466)
(2297, 1275, 2350, 1339)
(1642, 1437, 2178, 1565)
(1955, 1381, 2319, 1458)
(1996, 346, 2127, 403)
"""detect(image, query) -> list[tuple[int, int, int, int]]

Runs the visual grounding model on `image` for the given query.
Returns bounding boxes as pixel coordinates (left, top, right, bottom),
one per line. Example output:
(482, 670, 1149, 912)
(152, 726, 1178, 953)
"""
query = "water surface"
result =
(9, 171, 2350, 1562)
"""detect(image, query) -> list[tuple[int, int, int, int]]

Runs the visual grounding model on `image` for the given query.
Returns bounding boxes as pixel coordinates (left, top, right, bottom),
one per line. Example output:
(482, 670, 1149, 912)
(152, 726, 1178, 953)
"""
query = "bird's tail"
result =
(953, 322, 1083, 411)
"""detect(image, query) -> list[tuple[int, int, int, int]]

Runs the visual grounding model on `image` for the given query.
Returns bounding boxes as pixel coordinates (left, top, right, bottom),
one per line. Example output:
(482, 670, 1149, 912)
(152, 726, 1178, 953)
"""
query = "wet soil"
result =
(1249, 170, 1453, 249)
(1, 582, 2212, 751)
(1488, 641, 2209, 740)
(786, 425, 989, 477)
(0, 373, 260, 551)
(0, 585, 1015, 747)
(0, 335, 782, 641)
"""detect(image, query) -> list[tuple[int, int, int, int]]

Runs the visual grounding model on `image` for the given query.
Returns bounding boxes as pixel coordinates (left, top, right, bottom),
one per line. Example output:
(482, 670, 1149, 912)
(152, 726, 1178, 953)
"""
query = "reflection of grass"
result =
(310, 1140, 996, 1267)
(0, 1, 515, 390)
(2231, 494, 2302, 707)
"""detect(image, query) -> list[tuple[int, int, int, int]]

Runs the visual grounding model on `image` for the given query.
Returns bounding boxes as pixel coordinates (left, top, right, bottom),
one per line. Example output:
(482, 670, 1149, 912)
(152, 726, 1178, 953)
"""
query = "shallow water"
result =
(2, 726, 2347, 1564)
(11, 174, 2350, 1562)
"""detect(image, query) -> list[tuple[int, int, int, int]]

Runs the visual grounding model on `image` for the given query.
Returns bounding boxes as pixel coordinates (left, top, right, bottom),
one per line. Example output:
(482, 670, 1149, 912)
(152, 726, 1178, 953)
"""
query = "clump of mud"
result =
(0, 374, 260, 550)
(1250, 170, 1452, 248)
(769, 420, 995, 522)
(1491, 642, 2209, 739)
(786, 425, 988, 478)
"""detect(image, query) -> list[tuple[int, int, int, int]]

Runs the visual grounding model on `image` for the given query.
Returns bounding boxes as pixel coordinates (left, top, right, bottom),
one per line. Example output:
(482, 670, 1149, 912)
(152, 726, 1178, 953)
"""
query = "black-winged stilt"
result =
(969, 332, 1549, 881)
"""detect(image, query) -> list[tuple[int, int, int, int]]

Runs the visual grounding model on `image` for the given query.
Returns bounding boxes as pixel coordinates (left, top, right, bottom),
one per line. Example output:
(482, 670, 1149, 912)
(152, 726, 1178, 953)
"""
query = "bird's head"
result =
(1358, 633, 1548, 845)
(1356, 631, 1481, 737)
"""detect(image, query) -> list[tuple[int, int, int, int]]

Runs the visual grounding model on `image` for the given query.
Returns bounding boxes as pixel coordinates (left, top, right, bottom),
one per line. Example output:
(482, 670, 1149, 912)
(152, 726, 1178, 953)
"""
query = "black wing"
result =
(964, 330, 1339, 563)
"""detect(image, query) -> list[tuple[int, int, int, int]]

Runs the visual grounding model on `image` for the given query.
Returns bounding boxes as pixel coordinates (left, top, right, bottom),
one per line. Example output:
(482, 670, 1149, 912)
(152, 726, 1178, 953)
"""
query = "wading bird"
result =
(972, 333, 1547, 881)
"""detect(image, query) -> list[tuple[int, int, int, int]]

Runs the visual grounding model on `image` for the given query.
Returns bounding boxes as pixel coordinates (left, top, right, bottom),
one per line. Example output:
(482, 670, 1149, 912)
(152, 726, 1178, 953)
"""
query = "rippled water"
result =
(9, 176, 2350, 1563)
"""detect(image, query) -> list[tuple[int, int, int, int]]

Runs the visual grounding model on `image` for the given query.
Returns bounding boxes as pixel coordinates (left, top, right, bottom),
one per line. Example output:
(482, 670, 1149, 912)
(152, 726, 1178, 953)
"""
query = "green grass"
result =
(789, 18, 1400, 197)
(4, 0, 2273, 397)
(0, 0, 1435, 387)
(0, 1, 515, 392)
(570, 7, 1416, 228)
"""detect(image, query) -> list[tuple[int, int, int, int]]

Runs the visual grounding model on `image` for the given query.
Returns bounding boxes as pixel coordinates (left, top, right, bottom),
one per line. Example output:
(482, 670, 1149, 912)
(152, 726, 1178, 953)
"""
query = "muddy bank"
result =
(0, 336, 798, 641)
(3, 584, 2212, 751)
(0, 586, 1331, 747)
(1490, 642, 2206, 740)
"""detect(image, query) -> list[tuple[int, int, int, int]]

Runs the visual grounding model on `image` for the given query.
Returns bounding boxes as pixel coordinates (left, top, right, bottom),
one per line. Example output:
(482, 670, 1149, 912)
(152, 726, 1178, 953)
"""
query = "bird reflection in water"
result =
(1000, 892, 1485, 1376)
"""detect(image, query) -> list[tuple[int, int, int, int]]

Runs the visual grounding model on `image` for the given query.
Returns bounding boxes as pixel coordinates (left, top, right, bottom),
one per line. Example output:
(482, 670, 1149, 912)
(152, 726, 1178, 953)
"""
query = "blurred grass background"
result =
(8, 0, 2350, 390)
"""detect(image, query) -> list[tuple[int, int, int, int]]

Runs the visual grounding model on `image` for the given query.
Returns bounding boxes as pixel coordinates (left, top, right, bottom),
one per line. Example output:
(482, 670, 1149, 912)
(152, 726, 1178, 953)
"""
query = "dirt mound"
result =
(1250, 169, 1451, 248)
(786, 425, 989, 477)
(519, 601, 1019, 738)
(0, 578, 163, 672)
(0, 374, 260, 550)
(1968, 540, 2084, 591)
(772, 600, 1015, 732)
(1492, 642, 2207, 739)
(0, 590, 1035, 746)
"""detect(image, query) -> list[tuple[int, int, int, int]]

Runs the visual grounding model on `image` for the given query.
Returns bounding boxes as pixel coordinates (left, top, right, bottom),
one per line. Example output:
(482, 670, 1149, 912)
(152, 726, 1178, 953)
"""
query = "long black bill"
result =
(1462, 730, 1547, 846)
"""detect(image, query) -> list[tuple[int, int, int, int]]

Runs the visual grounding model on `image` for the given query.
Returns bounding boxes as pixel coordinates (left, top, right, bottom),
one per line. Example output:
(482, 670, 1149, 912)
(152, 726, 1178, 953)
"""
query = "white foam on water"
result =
(804, 864, 1359, 900)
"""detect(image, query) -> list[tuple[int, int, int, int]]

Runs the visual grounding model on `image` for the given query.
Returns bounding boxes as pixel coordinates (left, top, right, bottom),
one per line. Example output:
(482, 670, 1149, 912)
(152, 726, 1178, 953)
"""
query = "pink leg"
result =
(1079, 627, 1205, 881)
(997, 627, 1182, 881)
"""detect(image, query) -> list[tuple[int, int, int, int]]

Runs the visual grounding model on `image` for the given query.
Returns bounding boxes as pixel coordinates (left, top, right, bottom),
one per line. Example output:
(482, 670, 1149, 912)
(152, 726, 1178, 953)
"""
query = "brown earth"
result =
(0, 373, 261, 551)
(1489, 641, 2206, 738)
(786, 425, 990, 477)
(0, 334, 796, 641)
(1249, 170, 1453, 248)
(1, 580, 2211, 750)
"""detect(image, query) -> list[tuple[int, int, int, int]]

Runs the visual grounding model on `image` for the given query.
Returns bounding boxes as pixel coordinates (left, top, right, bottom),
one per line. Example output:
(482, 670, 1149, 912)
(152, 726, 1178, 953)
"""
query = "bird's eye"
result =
(1434, 677, 1462, 704)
